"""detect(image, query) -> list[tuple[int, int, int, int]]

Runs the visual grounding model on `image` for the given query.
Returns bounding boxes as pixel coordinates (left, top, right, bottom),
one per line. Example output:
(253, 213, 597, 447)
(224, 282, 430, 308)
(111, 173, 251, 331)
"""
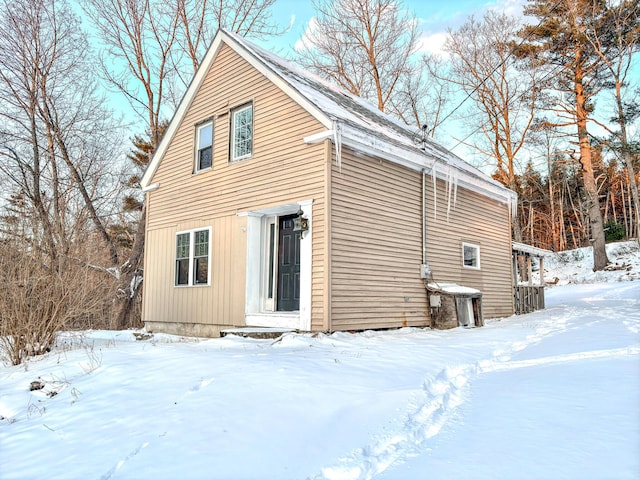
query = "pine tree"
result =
(519, 0, 611, 269)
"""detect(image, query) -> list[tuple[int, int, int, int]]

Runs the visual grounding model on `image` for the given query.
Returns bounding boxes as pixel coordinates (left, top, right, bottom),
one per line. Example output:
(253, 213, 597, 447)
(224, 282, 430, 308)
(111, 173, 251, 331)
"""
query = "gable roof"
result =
(141, 29, 516, 206)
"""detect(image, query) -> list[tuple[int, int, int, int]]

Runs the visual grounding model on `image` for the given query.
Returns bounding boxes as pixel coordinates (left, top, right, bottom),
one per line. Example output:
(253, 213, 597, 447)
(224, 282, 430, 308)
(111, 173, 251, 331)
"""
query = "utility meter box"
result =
(429, 294, 441, 308)
(420, 263, 432, 279)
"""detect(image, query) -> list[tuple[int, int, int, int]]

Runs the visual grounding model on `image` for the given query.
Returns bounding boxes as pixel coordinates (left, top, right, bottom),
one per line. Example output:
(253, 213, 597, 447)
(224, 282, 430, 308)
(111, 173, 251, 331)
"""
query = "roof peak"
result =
(142, 28, 516, 204)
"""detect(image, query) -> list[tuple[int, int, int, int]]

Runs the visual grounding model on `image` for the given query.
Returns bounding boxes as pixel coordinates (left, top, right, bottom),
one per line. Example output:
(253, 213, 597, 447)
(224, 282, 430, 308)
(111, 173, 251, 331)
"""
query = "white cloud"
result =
(413, 0, 526, 57)
(285, 14, 296, 34)
(484, 0, 526, 17)
(294, 16, 319, 52)
(415, 31, 449, 57)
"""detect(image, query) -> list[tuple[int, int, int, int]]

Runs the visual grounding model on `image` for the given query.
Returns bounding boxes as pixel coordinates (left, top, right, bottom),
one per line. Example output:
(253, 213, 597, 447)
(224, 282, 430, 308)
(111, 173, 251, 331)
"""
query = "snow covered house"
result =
(139, 29, 518, 337)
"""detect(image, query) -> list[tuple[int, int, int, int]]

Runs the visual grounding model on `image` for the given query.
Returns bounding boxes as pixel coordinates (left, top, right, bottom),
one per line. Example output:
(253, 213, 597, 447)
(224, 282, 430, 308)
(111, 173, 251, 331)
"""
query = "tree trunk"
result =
(575, 72, 609, 269)
(558, 192, 566, 251)
(621, 182, 628, 236)
(114, 205, 146, 329)
(28, 111, 58, 268)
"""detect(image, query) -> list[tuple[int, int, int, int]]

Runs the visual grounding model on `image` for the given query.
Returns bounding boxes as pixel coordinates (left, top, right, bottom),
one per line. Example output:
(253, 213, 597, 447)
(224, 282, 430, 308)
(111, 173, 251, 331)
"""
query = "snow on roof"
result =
(427, 282, 482, 296)
(227, 31, 515, 203)
(512, 242, 553, 257)
(142, 29, 516, 205)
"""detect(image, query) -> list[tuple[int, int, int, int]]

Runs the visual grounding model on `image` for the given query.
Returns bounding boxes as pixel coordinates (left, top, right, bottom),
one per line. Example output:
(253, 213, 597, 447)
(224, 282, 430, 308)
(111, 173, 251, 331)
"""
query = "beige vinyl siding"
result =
(147, 44, 326, 227)
(143, 44, 328, 332)
(144, 216, 246, 336)
(330, 148, 429, 331)
(424, 176, 514, 318)
(329, 146, 514, 330)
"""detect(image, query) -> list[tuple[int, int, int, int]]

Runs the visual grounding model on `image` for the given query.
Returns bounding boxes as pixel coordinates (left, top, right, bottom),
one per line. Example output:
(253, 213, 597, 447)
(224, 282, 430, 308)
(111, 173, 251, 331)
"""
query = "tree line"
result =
(0, 0, 638, 363)
(296, 0, 639, 266)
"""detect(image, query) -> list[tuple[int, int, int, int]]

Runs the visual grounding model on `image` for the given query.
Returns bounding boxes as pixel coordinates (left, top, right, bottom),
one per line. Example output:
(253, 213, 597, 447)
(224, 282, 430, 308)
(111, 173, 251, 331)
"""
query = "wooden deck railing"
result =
(514, 285, 545, 314)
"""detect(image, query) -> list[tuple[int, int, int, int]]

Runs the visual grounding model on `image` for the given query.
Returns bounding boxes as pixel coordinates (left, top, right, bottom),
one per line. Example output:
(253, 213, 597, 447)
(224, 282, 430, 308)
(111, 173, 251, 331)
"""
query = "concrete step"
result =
(221, 327, 296, 339)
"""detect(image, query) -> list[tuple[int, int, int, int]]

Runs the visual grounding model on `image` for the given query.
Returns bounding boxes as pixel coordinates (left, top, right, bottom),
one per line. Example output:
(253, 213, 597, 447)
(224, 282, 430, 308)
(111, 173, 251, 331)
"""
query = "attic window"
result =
(230, 103, 253, 162)
(462, 243, 480, 269)
(195, 120, 213, 172)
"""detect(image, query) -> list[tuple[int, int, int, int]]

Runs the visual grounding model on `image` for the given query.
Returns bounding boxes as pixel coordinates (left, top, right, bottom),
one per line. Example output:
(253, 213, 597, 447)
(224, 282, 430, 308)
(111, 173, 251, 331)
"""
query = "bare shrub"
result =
(0, 241, 117, 366)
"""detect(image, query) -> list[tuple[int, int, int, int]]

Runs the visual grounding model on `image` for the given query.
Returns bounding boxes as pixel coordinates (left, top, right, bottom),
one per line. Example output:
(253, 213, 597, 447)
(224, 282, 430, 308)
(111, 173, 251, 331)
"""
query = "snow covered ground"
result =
(1, 241, 639, 480)
(537, 240, 640, 285)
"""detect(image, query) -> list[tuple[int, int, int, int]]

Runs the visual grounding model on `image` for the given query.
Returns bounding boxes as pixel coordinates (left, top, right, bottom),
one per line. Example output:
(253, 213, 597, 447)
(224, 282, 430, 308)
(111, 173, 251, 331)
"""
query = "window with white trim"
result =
(175, 227, 211, 286)
(462, 242, 480, 269)
(195, 120, 213, 172)
(230, 103, 253, 161)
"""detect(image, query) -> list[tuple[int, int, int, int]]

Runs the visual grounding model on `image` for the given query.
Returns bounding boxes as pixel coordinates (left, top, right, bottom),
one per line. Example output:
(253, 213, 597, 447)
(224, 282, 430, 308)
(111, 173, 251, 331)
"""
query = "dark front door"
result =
(277, 214, 300, 311)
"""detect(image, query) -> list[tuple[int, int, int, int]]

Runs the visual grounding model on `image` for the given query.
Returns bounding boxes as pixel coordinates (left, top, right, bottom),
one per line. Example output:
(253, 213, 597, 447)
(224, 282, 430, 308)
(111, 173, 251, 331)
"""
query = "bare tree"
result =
(168, 0, 282, 103)
(80, 0, 179, 328)
(0, 0, 58, 265)
(296, 0, 419, 114)
(82, 0, 285, 327)
(82, 0, 179, 148)
(389, 53, 451, 136)
(35, 24, 121, 264)
(0, 0, 123, 262)
(443, 11, 541, 246)
(445, 12, 539, 192)
(0, 0, 124, 363)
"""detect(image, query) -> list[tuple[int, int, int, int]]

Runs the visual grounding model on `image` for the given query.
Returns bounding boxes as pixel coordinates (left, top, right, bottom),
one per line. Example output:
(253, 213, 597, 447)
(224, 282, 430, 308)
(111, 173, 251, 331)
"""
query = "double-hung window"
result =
(195, 120, 213, 171)
(230, 103, 253, 161)
(462, 242, 480, 269)
(175, 227, 211, 286)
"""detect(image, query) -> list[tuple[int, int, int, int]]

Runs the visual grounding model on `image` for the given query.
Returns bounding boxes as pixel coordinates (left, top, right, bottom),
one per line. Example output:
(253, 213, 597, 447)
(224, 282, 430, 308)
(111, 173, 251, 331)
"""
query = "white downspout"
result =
(420, 168, 432, 282)
(422, 168, 427, 265)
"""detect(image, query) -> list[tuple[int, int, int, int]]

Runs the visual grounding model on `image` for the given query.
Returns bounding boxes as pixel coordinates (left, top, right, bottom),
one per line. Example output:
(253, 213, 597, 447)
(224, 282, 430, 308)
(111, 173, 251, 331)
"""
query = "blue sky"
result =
(261, 0, 526, 56)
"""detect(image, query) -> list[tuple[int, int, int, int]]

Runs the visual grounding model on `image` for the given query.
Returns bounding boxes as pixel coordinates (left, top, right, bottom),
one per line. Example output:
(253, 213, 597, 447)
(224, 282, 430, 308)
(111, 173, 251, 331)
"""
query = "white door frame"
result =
(238, 200, 313, 330)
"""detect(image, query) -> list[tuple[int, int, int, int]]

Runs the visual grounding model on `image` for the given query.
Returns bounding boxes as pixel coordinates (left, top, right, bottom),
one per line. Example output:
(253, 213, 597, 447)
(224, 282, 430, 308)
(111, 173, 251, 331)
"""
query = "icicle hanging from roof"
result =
(429, 162, 461, 222)
(446, 167, 453, 223)
(332, 119, 342, 171)
(431, 163, 437, 220)
(453, 171, 459, 210)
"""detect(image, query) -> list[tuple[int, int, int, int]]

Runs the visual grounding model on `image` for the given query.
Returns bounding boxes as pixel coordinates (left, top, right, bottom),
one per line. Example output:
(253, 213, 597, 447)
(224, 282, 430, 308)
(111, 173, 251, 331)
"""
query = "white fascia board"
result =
(304, 130, 334, 144)
(339, 126, 517, 204)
